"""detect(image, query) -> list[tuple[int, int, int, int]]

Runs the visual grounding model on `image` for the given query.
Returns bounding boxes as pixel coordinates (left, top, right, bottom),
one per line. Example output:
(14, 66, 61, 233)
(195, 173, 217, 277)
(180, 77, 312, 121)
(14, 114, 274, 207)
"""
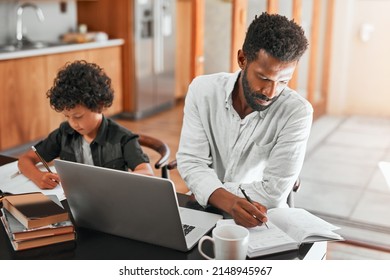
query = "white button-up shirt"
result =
(177, 71, 313, 208)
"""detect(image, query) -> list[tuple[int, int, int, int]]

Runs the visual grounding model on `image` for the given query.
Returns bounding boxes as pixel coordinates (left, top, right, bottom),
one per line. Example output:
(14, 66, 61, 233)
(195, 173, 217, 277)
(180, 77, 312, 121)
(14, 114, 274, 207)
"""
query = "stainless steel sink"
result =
(0, 41, 67, 52)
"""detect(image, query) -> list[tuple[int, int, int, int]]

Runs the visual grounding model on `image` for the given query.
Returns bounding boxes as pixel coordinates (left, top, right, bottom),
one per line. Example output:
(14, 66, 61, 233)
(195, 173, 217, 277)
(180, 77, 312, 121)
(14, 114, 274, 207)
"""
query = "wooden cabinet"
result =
(0, 46, 123, 150)
(0, 57, 49, 150)
(87, 47, 123, 118)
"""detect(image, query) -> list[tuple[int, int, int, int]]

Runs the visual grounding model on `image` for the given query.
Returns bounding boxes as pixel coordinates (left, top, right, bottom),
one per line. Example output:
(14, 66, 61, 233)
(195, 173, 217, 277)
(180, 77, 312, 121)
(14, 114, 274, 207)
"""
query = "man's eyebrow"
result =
(257, 72, 292, 82)
(255, 72, 270, 79)
(257, 73, 278, 82)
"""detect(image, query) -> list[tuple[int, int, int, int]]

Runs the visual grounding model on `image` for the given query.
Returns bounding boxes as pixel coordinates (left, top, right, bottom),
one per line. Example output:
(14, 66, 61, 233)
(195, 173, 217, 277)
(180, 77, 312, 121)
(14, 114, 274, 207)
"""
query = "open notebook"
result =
(217, 207, 343, 258)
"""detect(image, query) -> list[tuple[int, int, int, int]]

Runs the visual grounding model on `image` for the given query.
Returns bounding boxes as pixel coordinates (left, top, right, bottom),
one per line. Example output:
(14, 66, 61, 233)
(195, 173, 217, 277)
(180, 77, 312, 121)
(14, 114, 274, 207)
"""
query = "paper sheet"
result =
(0, 161, 65, 201)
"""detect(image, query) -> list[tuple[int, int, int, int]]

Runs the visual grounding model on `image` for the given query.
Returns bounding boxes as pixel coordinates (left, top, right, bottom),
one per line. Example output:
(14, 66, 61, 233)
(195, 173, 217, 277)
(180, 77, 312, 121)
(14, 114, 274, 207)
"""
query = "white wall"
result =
(328, 0, 390, 117)
(204, 0, 232, 74)
(0, 0, 77, 44)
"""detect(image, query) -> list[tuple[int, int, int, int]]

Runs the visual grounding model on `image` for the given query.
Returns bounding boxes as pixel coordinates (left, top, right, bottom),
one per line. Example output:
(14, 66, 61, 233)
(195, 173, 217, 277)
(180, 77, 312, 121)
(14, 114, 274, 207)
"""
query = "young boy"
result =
(18, 60, 154, 189)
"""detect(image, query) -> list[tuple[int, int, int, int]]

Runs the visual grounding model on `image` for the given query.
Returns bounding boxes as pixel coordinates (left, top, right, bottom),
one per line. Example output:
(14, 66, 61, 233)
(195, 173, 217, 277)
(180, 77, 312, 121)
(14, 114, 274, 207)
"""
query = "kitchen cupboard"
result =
(87, 47, 123, 119)
(0, 57, 49, 150)
(0, 46, 123, 150)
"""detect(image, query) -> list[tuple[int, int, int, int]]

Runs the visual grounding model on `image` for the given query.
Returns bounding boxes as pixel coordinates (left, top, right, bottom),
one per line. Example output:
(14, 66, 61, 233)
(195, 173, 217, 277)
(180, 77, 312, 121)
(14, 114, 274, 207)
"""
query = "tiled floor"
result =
(295, 115, 390, 253)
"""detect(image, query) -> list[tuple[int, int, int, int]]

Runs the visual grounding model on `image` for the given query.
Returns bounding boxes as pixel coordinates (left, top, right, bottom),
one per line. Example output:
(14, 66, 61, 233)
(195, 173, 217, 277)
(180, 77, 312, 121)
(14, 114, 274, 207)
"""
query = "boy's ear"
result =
(237, 50, 246, 70)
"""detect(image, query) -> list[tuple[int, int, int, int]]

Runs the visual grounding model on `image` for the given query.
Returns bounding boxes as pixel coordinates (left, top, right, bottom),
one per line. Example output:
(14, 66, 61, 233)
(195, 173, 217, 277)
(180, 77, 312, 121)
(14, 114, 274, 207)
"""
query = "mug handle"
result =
(198, 236, 215, 260)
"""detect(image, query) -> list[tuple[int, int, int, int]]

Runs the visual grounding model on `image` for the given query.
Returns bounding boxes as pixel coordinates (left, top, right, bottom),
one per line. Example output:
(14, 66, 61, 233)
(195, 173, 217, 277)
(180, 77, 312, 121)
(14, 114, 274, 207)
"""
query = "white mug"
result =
(198, 224, 249, 260)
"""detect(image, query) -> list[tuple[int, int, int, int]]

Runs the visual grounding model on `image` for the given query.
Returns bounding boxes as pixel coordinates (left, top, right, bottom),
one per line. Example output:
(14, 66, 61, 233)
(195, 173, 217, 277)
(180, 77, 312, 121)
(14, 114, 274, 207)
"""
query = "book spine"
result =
(14, 232, 76, 251)
(2, 199, 29, 228)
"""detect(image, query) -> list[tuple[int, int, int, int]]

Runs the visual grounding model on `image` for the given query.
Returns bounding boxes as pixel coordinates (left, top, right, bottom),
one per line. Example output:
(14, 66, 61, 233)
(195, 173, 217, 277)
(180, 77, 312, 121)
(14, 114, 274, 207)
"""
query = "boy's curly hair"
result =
(243, 12, 308, 63)
(47, 60, 114, 112)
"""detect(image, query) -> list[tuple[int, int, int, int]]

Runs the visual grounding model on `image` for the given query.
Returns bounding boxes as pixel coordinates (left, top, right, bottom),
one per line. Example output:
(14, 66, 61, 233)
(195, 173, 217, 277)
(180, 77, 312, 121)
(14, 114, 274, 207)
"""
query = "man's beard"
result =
(242, 69, 280, 111)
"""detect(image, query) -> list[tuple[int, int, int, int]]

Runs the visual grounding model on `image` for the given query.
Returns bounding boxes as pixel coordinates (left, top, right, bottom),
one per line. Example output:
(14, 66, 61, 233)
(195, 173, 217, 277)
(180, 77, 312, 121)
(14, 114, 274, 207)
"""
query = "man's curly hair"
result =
(47, 60, 114, 112)
(243, 12, 308, 63)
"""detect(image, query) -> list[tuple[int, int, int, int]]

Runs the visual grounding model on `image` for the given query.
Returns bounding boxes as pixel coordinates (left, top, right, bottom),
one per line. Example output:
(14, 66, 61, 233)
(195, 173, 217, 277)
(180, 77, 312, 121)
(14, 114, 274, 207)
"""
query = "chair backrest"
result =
(138, 134, 170, 178)
(167, 159, 300, 207)
(286, 178, 300, 208)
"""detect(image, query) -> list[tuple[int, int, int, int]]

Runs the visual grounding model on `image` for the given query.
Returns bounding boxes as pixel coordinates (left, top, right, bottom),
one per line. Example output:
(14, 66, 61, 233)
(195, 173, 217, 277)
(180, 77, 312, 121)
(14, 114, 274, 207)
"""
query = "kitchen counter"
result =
(0, 39, 124, 61)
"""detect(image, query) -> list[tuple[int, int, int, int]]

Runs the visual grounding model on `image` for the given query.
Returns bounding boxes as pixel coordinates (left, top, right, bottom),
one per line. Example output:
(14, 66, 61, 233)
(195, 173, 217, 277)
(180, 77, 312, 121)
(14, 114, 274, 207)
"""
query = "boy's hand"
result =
(36, 172, 60, 189)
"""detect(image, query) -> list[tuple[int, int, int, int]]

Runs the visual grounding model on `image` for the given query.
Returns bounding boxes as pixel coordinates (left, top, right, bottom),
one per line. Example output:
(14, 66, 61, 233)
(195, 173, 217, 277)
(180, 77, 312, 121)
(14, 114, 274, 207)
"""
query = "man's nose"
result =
(262, 81, 278, 99)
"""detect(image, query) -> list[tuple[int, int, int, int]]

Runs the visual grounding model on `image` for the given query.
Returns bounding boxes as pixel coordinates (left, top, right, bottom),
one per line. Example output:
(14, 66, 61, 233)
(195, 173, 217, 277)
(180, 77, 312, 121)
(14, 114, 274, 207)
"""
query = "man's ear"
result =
(237, 49, 246, 70)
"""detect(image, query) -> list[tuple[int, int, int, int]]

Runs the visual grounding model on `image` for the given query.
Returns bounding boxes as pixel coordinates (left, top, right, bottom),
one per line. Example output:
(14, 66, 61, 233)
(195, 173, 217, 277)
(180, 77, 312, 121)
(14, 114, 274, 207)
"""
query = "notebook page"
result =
(247, 221, 297, 251)
(0, 161, 65, 201)
(216, 219, 297, 255)
(268, 208, 341, 243)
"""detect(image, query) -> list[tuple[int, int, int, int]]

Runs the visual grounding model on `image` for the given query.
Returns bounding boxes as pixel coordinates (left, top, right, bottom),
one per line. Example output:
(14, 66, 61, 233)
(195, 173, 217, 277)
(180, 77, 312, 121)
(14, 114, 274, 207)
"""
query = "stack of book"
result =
(1, 192, 75, 251)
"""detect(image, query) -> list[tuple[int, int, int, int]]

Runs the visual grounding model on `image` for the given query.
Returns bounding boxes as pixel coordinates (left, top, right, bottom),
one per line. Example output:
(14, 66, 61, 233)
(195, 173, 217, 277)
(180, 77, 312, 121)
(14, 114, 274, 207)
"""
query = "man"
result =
(177, 12, 312, 228)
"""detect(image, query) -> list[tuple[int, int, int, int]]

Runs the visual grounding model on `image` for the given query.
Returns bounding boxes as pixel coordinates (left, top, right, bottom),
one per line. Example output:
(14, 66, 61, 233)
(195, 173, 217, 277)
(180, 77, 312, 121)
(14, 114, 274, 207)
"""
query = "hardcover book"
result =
(8, 231, 76, 251)
(2, 192, 69, 229)
(1, 208, 74, 241)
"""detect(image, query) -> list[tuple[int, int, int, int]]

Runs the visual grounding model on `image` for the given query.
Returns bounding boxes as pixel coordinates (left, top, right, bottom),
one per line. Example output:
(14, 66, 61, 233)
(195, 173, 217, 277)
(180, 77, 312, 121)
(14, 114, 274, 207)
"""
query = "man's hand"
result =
(230, 198, 268, 228)
(208, 188, 268, 228)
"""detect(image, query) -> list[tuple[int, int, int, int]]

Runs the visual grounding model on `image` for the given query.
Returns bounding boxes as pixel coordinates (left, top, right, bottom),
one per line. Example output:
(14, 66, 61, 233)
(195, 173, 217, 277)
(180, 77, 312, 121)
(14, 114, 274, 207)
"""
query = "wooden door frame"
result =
(190, 0, 205, 79)
(230, 0, 248, 72)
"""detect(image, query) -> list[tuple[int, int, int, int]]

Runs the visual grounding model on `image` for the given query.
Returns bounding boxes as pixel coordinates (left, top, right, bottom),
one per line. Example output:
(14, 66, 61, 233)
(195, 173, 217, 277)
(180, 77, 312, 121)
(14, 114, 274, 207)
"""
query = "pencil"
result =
(239, 186, 269, 229)
(10, 170, 21, 179)
(31, 146, 53, 173)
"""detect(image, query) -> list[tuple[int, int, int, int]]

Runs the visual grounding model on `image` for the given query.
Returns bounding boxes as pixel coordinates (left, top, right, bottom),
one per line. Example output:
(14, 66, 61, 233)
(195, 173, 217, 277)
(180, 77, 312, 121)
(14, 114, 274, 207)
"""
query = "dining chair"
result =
(138, 134, 170, 179)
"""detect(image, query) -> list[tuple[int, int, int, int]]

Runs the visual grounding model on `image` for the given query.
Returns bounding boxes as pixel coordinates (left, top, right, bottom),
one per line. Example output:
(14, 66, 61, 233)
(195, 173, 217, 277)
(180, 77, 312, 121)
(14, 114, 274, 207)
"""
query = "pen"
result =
(31, 146, 53, 173)
(239, 185, 269, 229)
(10, 170, 21, 179)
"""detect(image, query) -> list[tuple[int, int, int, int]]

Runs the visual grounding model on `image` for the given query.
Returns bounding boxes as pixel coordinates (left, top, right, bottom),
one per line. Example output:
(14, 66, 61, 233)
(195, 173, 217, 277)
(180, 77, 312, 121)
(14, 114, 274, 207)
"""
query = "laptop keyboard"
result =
(182, 224, 195, 236)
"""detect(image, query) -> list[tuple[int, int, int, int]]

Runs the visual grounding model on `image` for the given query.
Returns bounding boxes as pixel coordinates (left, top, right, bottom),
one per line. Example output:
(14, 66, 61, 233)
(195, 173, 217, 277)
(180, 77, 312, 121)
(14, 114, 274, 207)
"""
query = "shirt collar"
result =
(224, 70, 241, 108)
(93, 115, 108, 145)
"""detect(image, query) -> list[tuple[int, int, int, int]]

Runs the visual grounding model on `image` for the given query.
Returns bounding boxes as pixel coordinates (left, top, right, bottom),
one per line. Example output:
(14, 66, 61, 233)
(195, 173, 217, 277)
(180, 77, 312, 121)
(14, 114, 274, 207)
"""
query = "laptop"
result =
(54, 159, 222, 252)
